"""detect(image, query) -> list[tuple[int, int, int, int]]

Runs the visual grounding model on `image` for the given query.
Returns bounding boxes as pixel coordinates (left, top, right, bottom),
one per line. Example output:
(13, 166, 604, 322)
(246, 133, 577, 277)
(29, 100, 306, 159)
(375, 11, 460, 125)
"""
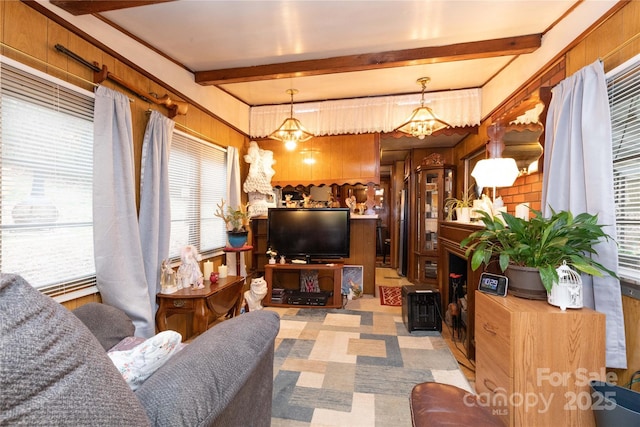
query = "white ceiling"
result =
(49, 0, 582, 165)
(92, 0, 577, 106)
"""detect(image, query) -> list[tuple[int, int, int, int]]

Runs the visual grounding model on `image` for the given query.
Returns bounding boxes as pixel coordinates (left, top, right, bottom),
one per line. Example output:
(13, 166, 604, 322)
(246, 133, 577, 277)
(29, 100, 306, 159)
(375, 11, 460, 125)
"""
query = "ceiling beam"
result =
(50, 0, 174, 16)
(195, 34, 542, 86)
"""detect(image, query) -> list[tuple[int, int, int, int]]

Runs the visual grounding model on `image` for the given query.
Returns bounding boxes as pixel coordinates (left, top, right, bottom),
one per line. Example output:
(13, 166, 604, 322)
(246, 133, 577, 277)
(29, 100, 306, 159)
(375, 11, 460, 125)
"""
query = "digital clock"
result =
(478, 272, 508, 297)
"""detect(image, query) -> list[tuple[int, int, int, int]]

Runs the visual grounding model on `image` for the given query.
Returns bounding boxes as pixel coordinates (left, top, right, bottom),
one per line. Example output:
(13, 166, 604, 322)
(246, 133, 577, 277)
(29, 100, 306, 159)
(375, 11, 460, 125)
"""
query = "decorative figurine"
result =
(177, 245, 204, 289)
(160, 259, 177, 294)
(244, 276, 268, 311)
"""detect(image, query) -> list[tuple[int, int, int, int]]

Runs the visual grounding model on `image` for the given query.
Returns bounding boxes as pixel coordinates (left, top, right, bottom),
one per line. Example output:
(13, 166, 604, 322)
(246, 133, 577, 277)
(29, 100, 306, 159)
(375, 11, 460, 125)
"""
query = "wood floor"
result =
(362, 267, 476, 388)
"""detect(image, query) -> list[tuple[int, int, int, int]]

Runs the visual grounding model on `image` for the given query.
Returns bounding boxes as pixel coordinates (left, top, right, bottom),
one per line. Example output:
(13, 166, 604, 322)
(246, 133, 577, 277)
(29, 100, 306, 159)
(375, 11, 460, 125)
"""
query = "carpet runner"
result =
(379, 286, 402, 306)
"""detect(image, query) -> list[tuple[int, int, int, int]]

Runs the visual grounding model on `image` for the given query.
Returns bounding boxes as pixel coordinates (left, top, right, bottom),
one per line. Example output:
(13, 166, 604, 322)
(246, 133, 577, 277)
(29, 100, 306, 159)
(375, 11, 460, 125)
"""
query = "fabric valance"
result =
(249, 88, 481, 138)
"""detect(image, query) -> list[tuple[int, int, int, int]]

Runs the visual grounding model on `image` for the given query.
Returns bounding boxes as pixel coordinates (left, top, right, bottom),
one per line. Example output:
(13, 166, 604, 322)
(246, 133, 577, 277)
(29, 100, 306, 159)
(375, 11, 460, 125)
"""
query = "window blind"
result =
(0, 58, 96, 294)
(168, 130, 227, 258)
(607, 54, 640, 283)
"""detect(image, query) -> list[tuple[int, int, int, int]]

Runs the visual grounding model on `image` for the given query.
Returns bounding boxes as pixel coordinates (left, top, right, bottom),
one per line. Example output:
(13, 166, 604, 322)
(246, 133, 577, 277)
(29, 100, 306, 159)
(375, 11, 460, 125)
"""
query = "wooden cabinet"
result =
(250, 216, 268, 275)
(251, 216, 376, 295)
(475, 291, 606, 427)
(255, 134, 380, 186)
(343, 217, 376, 295)
(264, 263, 343, 309)
(413, 155, 454, 285)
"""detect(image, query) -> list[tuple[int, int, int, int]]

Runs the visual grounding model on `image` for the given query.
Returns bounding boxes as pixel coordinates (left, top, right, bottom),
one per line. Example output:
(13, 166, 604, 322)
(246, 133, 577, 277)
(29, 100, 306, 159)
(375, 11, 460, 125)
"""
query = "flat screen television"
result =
(267, 208, 350, 262)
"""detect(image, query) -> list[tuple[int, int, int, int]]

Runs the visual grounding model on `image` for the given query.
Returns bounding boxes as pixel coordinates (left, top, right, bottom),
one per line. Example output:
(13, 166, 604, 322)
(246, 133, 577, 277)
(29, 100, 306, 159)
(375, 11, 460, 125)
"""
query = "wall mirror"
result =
(498, 87, 551, 175)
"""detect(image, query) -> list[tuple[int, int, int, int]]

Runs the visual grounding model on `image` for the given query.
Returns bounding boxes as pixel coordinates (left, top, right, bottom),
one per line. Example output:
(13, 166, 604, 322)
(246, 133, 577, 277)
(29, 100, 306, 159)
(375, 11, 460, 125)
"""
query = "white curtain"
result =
(249, 88, 481, 138)
(139, 111, 175, 319)
(93, 86, 154, 338)
(226, 146, 246, 276)
(542, 60, 627, 368)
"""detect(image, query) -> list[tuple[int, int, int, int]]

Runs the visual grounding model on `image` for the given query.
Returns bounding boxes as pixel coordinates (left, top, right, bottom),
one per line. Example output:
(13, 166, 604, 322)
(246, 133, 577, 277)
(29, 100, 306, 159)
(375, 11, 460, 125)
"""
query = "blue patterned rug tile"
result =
(288, 339, 315, 359)
(354, 364, 435, 396)
(289, 386, 353, 412)
(275, 338, 296, 359)
(272, 370, 314, 422)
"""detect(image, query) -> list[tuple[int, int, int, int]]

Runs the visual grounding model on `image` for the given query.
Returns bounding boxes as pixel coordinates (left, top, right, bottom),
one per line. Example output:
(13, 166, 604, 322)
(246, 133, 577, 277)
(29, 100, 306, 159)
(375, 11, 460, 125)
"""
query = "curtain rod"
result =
(0, 42, 106, 91)
(54, 44, 188, 118)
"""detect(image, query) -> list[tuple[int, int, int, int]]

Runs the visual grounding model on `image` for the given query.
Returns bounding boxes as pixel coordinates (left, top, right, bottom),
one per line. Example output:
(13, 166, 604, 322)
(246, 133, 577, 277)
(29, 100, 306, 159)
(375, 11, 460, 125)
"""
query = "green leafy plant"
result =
(460, 208, 617, 292)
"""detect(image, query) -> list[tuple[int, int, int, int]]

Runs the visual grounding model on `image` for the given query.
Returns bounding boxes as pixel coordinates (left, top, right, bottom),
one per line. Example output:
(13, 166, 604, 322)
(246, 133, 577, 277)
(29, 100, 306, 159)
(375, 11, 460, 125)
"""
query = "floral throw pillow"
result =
(108, 330, 182, 391)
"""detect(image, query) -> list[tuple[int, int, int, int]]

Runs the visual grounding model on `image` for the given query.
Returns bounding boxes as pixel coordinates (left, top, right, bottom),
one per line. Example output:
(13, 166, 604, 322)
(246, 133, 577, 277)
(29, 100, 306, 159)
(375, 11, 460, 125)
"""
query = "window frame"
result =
(606, 52, 640, 296)
(167, 129, 228, 261)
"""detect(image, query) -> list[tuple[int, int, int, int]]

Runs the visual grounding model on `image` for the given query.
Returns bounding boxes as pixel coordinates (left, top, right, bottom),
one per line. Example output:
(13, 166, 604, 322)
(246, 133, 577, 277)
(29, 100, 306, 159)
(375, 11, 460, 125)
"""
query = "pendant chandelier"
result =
(269, 89, 314, 150)
(394, 77, 451, 139)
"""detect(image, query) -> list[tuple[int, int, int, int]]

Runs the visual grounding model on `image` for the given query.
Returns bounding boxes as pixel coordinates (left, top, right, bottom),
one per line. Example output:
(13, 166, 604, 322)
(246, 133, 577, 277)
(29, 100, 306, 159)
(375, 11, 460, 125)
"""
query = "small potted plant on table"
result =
(215, 199, 251, 247)
(461, 208, 617, 302)
(444, 186, 476, 222)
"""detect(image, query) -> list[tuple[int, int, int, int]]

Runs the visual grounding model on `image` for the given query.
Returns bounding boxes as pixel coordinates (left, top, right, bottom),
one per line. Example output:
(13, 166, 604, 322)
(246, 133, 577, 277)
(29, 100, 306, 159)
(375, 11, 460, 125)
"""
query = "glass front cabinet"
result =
(414, 155, 455, 285)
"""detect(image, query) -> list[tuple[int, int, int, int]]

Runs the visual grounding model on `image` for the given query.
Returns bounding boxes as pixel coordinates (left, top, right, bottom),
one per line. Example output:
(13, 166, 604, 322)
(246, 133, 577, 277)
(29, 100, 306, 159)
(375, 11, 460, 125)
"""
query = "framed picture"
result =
(342, 265, 363, 299)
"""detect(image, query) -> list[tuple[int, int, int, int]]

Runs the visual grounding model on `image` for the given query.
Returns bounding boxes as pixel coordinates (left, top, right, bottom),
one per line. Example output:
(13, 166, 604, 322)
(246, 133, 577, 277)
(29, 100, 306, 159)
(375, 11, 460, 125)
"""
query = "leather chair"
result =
(410, 382, 502, 427)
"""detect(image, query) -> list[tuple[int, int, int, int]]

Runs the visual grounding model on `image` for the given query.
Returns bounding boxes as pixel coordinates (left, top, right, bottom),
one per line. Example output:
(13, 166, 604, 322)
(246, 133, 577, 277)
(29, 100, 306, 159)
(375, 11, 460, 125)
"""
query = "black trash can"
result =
(590, 380, 640, 427)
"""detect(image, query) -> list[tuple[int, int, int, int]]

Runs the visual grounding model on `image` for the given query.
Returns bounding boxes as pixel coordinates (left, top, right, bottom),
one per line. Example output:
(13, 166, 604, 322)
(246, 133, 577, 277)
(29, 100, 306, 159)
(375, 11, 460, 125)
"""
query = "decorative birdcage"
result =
(548, 261, 583, 310)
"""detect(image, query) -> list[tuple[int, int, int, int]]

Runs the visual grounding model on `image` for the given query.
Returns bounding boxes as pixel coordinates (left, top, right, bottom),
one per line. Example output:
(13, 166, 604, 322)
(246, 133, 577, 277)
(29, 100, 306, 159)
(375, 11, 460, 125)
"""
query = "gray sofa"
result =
(0, 273, 280, 426)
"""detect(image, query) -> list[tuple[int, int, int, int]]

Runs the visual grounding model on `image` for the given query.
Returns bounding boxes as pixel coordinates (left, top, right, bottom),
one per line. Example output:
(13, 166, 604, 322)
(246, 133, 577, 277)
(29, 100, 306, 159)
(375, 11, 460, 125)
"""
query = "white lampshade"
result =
(471, 158, 520, 188)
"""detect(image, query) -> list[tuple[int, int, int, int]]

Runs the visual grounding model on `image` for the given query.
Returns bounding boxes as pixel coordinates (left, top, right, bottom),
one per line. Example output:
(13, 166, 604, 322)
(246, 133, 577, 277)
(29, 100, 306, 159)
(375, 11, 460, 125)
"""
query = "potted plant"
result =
(461, 208, 617, 300)
(214, 199, 251, 247)
(444, 186, 476, 222)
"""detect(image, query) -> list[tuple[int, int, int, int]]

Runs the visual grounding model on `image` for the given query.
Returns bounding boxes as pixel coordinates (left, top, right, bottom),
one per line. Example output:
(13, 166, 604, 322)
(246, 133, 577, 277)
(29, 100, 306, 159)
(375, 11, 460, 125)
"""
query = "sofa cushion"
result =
(73, 302, 135, 350)
(0, 274, 150, 426)
(108, 330, 182, 391)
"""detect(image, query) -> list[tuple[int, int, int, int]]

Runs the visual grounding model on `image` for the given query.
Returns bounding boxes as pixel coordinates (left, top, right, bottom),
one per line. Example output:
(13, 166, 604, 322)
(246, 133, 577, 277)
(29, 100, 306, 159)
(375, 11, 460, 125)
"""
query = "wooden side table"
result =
(156, 275, 245, 340)
(223, 245, 253, 276)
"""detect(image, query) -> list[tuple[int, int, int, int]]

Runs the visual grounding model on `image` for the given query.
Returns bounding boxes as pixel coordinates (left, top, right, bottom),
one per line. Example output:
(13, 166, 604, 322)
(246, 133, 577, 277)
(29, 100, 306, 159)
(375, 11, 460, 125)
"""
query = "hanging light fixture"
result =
(394, 77, 451, 139)
(269, 89, 313, 150)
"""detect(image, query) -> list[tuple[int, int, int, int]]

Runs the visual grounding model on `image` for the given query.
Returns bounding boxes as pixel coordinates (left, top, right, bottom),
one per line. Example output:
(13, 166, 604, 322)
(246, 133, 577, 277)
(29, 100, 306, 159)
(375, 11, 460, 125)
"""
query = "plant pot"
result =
(505, 265, 547, 300)
(455, 207, 471, 223)
(227, 231, 248, 248)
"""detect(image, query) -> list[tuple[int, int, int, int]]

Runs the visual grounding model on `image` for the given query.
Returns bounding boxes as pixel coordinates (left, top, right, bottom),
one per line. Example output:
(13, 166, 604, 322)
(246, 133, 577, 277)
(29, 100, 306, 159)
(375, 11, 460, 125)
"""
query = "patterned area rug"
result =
(379, 286, 402, 306)
(269, 308, 471, 426)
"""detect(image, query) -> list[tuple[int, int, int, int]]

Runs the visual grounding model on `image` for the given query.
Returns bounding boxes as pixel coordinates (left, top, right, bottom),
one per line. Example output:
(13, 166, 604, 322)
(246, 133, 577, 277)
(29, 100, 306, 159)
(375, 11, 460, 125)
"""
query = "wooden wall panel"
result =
(567, 0, 640, 75)
(256, 133, 379, 186)
(611, 295, 640, 389)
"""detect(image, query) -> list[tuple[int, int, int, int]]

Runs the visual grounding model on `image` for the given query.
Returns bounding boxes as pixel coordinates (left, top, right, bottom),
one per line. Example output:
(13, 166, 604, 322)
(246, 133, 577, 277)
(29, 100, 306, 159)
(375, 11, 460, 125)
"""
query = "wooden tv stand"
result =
(264, 263, 343, 308)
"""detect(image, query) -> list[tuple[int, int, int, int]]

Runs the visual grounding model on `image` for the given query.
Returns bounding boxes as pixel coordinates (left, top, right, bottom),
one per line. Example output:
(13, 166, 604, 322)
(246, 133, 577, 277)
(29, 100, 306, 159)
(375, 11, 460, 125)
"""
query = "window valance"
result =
(249, 88, 481, 138)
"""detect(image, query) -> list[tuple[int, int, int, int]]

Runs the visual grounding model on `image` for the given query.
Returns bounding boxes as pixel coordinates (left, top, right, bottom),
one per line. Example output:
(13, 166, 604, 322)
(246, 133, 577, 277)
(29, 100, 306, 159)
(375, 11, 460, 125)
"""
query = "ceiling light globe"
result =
(284, 140, 297, 151)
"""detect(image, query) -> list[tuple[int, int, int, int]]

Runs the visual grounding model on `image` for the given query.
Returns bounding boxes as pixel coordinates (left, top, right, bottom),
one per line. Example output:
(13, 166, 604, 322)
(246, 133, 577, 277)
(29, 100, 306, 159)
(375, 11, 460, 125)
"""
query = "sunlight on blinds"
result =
(0, 58, 95, 290)
(607, 53, 640, 283)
